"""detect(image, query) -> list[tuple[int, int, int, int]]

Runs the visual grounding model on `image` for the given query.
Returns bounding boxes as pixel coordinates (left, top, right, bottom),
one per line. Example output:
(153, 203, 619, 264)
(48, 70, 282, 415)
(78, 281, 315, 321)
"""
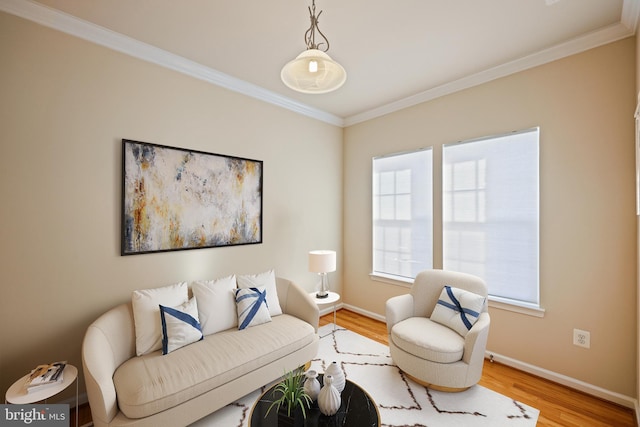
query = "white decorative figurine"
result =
(318, 375, 341, 416)
(303, 370, 321, 401)
(324, 361, 345, 393)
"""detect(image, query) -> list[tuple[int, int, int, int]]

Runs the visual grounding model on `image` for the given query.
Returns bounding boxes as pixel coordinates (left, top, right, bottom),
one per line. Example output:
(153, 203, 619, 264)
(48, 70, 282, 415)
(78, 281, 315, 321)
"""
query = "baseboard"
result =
(59, 391, 88, 408)
(485, 351, 637, 410)
(318, 302, 344, 317)
(339, 303, 638, 413)
(342, 303, 385, 322)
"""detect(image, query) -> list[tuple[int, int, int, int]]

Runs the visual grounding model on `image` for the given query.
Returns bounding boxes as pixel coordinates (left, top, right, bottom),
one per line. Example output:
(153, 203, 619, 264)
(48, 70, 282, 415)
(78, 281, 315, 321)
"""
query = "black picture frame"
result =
(121, 139, 263, 255)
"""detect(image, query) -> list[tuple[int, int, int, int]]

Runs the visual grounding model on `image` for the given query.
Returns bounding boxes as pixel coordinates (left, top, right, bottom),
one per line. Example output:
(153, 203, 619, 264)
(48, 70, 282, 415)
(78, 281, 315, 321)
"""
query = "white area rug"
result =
(192, 324, 539, 426)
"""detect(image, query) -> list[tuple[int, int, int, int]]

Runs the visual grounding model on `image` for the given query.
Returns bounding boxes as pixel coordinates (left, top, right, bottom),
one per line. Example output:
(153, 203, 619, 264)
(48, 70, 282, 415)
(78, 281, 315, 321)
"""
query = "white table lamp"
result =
(309, 250, 336, 299)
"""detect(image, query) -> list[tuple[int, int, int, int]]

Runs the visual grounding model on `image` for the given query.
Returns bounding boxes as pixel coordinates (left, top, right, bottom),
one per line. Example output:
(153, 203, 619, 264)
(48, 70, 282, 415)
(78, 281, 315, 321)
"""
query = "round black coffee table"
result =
(249, 374, 380, 427)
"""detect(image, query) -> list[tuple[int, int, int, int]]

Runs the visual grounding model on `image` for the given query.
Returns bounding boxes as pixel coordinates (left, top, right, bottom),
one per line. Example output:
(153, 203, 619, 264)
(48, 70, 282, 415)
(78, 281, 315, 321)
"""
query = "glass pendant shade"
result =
(281, 49, 346, 94)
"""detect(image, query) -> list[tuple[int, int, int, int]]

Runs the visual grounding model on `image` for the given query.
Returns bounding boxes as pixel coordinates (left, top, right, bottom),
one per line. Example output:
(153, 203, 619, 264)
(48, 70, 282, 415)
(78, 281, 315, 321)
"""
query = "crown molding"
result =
(0, 0, 345, 127)
(2, 0, 634, 129)
(344, 21, 634, 126)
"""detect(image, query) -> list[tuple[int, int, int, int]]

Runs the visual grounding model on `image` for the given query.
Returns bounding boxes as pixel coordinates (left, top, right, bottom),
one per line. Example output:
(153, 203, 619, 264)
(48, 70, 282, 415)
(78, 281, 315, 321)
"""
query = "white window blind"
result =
(443, 128, 540, 305)
(372, 148, 433, 279)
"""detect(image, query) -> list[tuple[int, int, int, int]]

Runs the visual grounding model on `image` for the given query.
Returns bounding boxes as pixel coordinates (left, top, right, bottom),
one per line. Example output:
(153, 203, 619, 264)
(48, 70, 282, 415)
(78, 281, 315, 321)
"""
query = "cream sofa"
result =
(82, 277, 319, 427)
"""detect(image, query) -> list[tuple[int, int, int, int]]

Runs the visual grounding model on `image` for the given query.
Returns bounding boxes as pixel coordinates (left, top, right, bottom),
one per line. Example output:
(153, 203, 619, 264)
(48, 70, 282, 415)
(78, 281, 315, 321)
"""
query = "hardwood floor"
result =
(70, 403, 92, 427)
(321, 309, 637, 427)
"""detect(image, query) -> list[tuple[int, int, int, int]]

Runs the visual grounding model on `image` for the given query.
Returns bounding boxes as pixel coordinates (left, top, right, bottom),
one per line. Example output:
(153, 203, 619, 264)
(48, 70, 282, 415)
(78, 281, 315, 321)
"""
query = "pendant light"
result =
(281, 0, 346, 94)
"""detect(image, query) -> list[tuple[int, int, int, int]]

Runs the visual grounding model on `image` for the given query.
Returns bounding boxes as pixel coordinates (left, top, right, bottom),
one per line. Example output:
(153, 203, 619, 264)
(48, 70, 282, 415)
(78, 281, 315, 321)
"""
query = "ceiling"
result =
(3, 0, 639, 126)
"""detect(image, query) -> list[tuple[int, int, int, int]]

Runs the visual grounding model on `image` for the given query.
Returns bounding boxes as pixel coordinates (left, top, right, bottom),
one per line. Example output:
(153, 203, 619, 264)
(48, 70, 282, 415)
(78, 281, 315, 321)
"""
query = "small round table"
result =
(250, 374, 379, 427)
(5, 364, 79, 427)
(309, 291, 340, 335)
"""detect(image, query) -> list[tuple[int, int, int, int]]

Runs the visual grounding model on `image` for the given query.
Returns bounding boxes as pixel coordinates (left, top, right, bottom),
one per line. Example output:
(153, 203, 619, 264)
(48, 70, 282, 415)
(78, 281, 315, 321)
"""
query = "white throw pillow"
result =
(192, 275, 238, 335)
(235, 287, 272, 330)
(430, 285, 486, 337)
(236, 270, 282, 316)
(131, 282, 189, 356)
(160, 298, 203, 354)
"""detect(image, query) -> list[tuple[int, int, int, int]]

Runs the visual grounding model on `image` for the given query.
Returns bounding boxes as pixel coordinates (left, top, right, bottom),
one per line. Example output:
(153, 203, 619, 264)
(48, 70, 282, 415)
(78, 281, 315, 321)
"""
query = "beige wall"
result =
(637, 27, 640, 92)
(636, 22, 640, 411)
(343, 38, 637, 397)
(0, 12, 343, 400)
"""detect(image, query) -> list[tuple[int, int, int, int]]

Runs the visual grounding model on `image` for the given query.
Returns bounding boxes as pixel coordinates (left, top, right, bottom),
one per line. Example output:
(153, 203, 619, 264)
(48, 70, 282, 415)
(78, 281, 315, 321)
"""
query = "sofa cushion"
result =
(160, 298, 203, 355)
(235, 287, 271, 330)
(192, 275, 237, 335)
(430, 285, 486, 337)
(391, 317, 464, 364)
(237, 270, 282, 316)
(132, 282, 189, 356)
(113, 314, 316, 419)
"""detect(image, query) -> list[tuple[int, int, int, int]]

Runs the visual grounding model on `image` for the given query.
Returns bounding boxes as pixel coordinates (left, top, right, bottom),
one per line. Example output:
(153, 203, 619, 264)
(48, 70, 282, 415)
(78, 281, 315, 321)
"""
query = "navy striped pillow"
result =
(235, 287, 272, 330)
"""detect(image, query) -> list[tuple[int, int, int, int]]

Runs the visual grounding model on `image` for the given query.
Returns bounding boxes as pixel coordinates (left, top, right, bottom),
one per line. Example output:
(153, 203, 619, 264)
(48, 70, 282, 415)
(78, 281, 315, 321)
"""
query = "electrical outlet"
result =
(573, 329, 590, 349)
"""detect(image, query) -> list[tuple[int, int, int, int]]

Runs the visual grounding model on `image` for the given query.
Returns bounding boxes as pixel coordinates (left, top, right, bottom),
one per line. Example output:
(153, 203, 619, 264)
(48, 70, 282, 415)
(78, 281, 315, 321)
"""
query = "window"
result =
(443, 128, 539, 306)
(372, 149, 433, 280)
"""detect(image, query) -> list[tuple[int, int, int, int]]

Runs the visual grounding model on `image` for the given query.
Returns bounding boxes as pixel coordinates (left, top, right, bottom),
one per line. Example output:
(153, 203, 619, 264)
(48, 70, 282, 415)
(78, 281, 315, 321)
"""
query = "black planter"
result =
(277, 406, 305, 427)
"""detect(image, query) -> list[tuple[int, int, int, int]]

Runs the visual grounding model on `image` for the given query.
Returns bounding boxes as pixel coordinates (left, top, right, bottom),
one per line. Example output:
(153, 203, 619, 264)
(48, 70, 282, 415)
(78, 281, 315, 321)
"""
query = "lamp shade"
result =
(308, 250, 337, 273)
(281, 49, 346, 94)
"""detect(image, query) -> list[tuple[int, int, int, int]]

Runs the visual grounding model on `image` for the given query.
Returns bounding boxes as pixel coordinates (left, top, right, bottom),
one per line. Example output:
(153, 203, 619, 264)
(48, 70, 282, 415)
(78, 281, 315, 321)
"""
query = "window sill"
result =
(488, 296, 545, 318)
(370, 272, 545, 318)
(369, 272, 413, 288)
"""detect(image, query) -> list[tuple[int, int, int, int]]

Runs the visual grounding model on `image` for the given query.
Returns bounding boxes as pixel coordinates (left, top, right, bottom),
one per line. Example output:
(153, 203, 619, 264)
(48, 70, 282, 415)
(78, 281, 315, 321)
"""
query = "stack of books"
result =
(24, 361, 66, 394)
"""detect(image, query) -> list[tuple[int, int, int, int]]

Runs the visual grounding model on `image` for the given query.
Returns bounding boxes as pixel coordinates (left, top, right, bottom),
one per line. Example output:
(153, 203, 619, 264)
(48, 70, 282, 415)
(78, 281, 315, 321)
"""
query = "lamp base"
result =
(315, 271, 330, 299)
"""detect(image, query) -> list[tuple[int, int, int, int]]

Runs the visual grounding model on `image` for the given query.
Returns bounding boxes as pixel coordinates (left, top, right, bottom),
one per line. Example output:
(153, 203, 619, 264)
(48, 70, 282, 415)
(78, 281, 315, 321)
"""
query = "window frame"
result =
(442, 127, 541, 309)
(371, 147, 434, 281)
(370, 128, 544, 317)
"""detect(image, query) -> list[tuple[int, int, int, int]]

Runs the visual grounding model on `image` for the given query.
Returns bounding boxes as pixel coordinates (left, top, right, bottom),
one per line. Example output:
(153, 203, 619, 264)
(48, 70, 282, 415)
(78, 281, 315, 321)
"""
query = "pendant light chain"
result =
(304, 0, 330, 52)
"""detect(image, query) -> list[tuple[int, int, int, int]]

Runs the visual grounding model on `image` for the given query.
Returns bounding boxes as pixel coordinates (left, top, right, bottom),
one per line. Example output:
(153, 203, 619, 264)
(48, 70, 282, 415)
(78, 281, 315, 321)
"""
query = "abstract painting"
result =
(122, 139, 262, 255)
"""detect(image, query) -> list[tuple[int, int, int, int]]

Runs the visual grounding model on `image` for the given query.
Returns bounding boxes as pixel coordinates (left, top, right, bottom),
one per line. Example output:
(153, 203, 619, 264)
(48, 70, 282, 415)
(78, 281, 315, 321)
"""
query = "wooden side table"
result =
(5, 364, 79, 427)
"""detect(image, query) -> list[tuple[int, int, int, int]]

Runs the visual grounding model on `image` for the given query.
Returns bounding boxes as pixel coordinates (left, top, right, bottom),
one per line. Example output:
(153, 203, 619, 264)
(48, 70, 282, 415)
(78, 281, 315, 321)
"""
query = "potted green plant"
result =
(266, 368, 312, 426)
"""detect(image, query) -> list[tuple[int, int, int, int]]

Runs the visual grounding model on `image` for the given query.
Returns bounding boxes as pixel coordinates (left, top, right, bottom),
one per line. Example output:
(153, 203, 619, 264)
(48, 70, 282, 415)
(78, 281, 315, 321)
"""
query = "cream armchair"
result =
(386, 269, 490, 391)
